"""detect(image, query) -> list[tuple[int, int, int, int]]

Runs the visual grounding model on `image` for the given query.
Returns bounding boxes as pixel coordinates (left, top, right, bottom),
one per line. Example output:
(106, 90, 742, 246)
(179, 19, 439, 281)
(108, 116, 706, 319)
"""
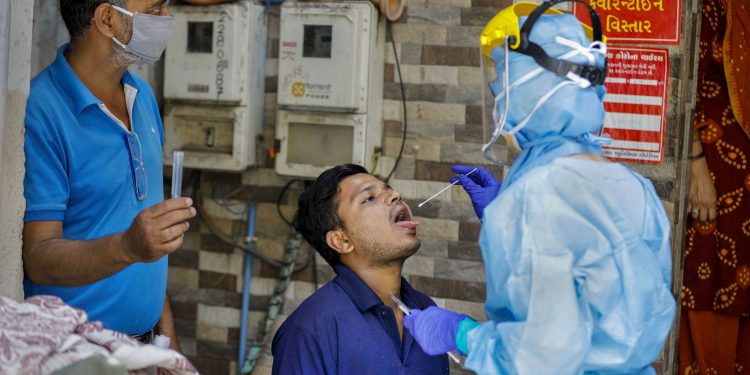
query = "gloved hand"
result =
(450, 165, 502, 219)
(403, 306, 468, 355)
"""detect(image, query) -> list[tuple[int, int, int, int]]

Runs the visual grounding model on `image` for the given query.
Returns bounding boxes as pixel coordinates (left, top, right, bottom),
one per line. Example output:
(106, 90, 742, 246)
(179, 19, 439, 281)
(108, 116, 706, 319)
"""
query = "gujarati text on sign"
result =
(573, 0, 682, 44)
(601, 47, 670, 164)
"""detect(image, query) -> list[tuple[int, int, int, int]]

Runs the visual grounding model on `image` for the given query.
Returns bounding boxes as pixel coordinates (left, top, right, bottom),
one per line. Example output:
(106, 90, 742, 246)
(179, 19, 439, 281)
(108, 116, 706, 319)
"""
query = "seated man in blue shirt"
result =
(271, 164, 449, 375)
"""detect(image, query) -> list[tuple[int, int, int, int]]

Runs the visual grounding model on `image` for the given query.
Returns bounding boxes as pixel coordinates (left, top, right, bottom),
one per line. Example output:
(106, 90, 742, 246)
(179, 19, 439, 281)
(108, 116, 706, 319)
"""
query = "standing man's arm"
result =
(158, 293, 181, 352)
(23, 197, 195, 286)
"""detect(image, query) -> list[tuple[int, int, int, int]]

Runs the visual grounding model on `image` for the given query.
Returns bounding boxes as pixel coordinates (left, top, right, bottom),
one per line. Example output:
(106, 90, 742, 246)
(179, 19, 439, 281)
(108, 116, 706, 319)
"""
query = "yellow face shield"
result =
(480, 1, 606, 58)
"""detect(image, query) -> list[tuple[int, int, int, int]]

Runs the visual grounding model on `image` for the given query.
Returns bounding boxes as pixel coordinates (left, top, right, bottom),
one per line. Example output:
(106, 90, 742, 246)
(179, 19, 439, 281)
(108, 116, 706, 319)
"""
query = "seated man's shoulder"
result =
(299, 280, 349, 310)
(275, 281, 349, 337)
(270, 282, 344, 374)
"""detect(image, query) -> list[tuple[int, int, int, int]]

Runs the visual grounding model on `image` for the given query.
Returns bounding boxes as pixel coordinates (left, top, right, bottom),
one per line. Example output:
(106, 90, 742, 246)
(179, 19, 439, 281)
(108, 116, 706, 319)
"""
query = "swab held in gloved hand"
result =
(418, 168, 478, 208)
(389, 293, 462, 364)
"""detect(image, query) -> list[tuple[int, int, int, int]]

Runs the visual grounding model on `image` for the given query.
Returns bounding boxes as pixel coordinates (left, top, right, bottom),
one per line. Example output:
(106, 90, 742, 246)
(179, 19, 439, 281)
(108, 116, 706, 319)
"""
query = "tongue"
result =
(396, 220, 420, 229)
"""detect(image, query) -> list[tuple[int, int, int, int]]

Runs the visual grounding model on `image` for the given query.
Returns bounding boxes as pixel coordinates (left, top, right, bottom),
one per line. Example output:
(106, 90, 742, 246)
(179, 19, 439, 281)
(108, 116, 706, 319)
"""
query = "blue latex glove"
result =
(403, 306, 468, 355)
(450, 165, 502, 219)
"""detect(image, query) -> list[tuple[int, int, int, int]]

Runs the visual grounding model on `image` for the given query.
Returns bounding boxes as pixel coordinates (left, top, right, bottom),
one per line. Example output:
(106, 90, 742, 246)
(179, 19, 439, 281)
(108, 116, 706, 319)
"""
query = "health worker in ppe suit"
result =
(402, 1, 676, 374)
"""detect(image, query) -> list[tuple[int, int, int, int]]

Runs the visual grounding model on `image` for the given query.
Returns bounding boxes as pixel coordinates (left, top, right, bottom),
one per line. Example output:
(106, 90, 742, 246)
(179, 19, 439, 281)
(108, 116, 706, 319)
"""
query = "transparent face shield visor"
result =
(481, 40, 513, 166)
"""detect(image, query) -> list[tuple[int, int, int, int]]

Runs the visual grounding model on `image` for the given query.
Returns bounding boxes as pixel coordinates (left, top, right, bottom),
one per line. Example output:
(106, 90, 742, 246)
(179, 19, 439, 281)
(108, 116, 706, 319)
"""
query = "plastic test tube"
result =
(171, 151, 184, 199)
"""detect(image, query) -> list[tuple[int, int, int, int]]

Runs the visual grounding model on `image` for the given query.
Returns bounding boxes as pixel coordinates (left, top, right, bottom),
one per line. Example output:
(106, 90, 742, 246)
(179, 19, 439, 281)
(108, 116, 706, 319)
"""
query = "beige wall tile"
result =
(196, 323, 228, 342)
(197, 304, 241, 328)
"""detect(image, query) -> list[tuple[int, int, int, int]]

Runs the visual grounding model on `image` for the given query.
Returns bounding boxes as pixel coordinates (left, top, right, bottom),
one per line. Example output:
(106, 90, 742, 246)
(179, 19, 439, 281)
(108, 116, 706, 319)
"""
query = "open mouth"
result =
(394, 205, 412, 223)
(393, 204, 419, 230)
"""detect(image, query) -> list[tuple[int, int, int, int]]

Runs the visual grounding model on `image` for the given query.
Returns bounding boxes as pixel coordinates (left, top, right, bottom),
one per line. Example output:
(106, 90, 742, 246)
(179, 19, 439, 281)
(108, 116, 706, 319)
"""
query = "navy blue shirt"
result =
(272, 264, 449, 375)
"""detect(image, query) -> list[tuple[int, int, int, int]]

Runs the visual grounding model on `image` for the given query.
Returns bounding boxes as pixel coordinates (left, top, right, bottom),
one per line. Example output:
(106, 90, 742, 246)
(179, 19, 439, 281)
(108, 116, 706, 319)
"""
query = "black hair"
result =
(293, 164, 369, 267)
(60, 0, 127, 40)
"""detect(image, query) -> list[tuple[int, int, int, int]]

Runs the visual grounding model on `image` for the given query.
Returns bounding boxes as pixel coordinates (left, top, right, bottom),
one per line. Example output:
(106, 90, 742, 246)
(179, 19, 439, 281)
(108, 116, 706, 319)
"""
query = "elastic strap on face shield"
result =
(491, 45, 596, 99)
(555, 36, 596, 65)
(514, 0, 608, 86)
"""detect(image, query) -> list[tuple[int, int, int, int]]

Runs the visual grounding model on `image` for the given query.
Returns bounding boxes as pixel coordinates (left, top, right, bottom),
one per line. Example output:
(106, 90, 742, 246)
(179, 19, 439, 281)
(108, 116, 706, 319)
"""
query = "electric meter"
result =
(275, 2, 384, 178)
(162, 1, 267, 171)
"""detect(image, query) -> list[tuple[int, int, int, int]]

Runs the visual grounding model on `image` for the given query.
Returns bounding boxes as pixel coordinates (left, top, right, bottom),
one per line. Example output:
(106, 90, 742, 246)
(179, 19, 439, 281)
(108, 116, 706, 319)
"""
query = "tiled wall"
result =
(166, 0, 691, 374)
(168, 1, 510, 374)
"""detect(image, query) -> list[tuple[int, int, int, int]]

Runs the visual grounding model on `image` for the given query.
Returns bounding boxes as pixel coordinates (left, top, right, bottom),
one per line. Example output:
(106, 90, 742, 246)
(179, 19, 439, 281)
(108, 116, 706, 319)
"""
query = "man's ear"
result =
(92, 2, 119, 39)
(325, 229, 354, 256)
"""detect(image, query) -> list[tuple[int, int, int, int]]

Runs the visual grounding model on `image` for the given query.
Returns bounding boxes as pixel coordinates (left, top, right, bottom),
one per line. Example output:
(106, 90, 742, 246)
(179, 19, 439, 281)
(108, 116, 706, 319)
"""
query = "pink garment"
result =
(0, 295, 198, 375)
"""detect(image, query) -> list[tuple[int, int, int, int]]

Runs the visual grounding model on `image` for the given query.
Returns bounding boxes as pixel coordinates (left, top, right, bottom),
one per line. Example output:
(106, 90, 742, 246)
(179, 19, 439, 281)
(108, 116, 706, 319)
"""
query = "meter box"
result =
(163, 105, 255, 171)
(276, 111, 383, 177)
(275, 2, 385, 178)
(277, 2, 378, 113)
(162, 1, 267, 171)
(164, 1, 266, 104)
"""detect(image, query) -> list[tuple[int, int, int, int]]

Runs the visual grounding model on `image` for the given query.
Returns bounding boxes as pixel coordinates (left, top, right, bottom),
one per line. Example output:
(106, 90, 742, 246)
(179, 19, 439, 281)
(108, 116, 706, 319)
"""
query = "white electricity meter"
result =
(276, 111, 379, 172)
(277, 2, 375, 112)
(164, 1, 266, 104)
(162, 1, 267, 171)
(275, 2, 384, 178)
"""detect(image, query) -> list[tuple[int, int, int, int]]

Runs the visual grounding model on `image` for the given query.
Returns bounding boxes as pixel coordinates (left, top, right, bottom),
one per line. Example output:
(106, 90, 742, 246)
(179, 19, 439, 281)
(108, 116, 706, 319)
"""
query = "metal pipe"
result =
(238, 203, 257, 375)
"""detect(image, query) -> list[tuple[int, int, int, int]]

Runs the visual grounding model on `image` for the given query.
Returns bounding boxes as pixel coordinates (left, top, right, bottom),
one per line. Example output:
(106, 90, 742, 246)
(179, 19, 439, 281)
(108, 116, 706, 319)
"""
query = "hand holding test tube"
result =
(120, 149, 195, 264)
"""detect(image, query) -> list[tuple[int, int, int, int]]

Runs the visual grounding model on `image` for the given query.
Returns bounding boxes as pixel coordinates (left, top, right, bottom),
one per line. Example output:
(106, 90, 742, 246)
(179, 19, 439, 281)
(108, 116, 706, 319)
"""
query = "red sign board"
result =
(600, 47, 669, 164)
(573, 0, 682, 44)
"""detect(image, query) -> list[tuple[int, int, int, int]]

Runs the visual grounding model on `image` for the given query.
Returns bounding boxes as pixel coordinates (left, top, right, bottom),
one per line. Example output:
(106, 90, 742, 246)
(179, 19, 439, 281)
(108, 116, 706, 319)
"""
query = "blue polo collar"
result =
(49, 43, 142, 115)
(332, 263, 424, 313)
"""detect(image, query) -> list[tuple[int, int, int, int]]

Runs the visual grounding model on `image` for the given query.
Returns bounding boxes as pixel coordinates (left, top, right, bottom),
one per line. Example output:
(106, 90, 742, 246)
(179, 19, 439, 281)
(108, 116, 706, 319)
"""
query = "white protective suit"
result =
(462, 13, 676, 375)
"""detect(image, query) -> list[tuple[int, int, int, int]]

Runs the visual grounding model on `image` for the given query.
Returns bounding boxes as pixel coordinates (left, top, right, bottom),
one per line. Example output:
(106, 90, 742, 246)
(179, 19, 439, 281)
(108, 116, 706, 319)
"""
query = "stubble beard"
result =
(362, 236, 421, 269)
(111, 43, 149, 68)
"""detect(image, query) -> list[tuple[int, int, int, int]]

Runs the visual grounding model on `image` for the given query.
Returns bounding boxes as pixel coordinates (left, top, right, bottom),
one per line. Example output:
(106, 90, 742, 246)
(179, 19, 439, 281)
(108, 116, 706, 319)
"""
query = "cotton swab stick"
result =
(417, 168, 478, 208)
(389, 294, 462, 364)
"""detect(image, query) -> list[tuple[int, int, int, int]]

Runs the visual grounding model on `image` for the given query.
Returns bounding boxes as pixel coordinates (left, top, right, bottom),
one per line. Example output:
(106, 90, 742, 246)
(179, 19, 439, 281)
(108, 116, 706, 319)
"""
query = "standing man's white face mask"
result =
(110, 4, 175, 66)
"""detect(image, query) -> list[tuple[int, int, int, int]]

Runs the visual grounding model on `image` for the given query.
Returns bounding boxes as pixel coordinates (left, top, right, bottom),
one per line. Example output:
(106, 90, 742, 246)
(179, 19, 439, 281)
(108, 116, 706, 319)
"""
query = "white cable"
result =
(508, 80, 576, 135)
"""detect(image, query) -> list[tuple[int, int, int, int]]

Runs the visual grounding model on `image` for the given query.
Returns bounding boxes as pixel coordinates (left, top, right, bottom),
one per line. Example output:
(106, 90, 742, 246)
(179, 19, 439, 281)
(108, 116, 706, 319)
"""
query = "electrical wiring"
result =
(192, 173, 311, 272)
(211, 182, 251, 216)
(275, 179, 320, 290)
(384, 20, 408, 183)
(276, 179, 300, 228)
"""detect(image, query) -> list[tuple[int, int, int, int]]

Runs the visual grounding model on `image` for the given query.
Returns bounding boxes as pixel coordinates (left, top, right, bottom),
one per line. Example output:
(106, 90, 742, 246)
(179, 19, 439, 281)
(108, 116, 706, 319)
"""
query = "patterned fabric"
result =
(0, 295, 197, 375)
(680, 0, 750, 373)
(683, 0, 750, 317)
(724, 0, 750, 132)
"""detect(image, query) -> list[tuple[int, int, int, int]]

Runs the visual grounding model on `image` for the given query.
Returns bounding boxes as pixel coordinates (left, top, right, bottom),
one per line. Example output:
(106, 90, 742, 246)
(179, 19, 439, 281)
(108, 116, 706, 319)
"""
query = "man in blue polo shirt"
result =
(271, 164, 450, 374)
(22, 0, 194, 349)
